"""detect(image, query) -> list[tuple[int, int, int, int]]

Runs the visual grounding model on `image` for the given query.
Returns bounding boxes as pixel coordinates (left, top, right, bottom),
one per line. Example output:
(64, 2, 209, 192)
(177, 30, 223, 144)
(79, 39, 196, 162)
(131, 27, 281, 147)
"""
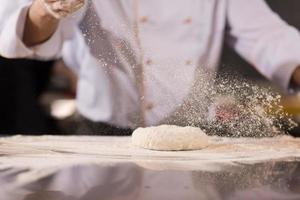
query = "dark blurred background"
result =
(0, 0, 299, 135)
(0, 58, 77, 135)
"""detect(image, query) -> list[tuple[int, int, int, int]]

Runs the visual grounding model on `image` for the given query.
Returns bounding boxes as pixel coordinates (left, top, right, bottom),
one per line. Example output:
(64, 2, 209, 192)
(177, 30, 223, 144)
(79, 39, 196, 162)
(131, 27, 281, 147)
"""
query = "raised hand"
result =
(40, 0, 85, 19)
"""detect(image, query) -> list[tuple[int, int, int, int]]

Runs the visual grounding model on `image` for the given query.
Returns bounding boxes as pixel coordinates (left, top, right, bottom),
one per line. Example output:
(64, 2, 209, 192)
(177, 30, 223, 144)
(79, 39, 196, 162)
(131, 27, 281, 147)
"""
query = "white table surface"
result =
(0, 135, 300, 200)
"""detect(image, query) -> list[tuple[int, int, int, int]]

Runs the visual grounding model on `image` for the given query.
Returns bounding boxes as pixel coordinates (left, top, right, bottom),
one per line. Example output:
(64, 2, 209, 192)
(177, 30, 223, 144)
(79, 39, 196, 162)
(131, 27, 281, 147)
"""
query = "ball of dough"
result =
(132, 125, 209, 151)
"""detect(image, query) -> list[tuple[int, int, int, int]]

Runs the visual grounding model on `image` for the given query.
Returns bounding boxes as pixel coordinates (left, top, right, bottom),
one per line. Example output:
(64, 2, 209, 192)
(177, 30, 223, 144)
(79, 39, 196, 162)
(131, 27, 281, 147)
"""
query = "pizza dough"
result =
(132, 125, 209, 151)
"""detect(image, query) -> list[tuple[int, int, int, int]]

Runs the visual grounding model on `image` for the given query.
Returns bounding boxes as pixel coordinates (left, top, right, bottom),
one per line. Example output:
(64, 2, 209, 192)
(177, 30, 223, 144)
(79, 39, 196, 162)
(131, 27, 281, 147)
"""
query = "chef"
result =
(1, 0, 300, 135)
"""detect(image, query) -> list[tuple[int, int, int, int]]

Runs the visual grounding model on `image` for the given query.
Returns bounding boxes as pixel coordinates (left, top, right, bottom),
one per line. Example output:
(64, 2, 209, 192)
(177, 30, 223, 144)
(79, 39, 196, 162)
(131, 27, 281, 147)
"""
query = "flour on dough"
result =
(132, 125, 209, 151)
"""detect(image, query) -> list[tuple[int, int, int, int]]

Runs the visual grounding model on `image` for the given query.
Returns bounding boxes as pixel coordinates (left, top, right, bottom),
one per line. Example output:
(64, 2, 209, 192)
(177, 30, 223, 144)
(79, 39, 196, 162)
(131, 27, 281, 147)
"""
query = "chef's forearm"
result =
(23, 0, 59, 47)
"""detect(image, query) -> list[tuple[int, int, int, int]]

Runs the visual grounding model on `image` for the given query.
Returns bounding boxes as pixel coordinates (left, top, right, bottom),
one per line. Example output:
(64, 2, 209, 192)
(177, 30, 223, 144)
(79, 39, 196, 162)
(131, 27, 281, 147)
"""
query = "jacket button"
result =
(183, 17, 192, 24)
(185, 60, 192, 65)
(140, 16, 149, 23)
(145, 59, 153, 65)
(146, 103, 154, 110)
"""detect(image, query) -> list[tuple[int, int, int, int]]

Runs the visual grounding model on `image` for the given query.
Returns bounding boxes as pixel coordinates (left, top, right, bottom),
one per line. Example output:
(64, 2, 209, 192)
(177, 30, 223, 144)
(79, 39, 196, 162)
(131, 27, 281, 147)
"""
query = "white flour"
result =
(163, 69, 297, 137)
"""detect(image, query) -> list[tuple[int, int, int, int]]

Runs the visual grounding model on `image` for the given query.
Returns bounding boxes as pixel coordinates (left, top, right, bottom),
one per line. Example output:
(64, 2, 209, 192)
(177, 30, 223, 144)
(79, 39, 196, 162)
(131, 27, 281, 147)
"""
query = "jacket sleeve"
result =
(227, 0, 300, 91)
(0, 2, 80, 60)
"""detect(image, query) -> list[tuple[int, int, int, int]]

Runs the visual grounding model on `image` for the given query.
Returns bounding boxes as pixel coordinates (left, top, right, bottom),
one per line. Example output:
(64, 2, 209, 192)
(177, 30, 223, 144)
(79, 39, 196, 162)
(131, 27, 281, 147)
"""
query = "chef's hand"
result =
(40, 0, 85, 19)
(291, 66, 300, 86)
(23, 0, 84, 46)
(207, 96, 240, 123)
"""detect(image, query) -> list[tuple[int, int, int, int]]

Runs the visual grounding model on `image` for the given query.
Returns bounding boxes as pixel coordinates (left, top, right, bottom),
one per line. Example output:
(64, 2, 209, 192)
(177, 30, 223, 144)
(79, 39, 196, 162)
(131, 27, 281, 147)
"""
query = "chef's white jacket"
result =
(1, 0, 300, 128)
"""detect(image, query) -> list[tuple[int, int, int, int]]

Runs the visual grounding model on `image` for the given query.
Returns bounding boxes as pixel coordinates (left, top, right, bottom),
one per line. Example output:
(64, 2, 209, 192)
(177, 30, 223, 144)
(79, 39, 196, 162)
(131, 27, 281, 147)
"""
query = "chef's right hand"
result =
(39, 0, 85, 19)
(23, 0, 84, 46)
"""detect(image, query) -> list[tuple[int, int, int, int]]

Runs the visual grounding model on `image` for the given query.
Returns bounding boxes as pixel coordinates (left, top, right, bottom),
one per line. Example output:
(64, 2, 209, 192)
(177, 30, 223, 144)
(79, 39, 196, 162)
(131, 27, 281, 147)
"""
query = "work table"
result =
(0, 135, 300, 200)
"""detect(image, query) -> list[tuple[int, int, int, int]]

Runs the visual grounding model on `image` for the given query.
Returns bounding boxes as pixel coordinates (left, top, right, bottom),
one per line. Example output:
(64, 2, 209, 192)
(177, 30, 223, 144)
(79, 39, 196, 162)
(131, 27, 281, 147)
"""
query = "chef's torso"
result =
(64, 0, 226, 128)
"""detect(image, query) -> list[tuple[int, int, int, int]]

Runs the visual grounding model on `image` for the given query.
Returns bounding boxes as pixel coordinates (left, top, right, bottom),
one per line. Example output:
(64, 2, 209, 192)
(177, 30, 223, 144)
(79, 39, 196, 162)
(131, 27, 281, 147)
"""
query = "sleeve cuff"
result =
(0, 4, 65, 60)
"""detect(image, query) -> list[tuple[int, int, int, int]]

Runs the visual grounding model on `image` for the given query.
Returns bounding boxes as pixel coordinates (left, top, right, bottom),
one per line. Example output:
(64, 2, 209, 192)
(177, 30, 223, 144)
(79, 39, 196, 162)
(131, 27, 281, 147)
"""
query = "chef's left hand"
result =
(291, 66, 300, 86)
(207, 96, 240, 123)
